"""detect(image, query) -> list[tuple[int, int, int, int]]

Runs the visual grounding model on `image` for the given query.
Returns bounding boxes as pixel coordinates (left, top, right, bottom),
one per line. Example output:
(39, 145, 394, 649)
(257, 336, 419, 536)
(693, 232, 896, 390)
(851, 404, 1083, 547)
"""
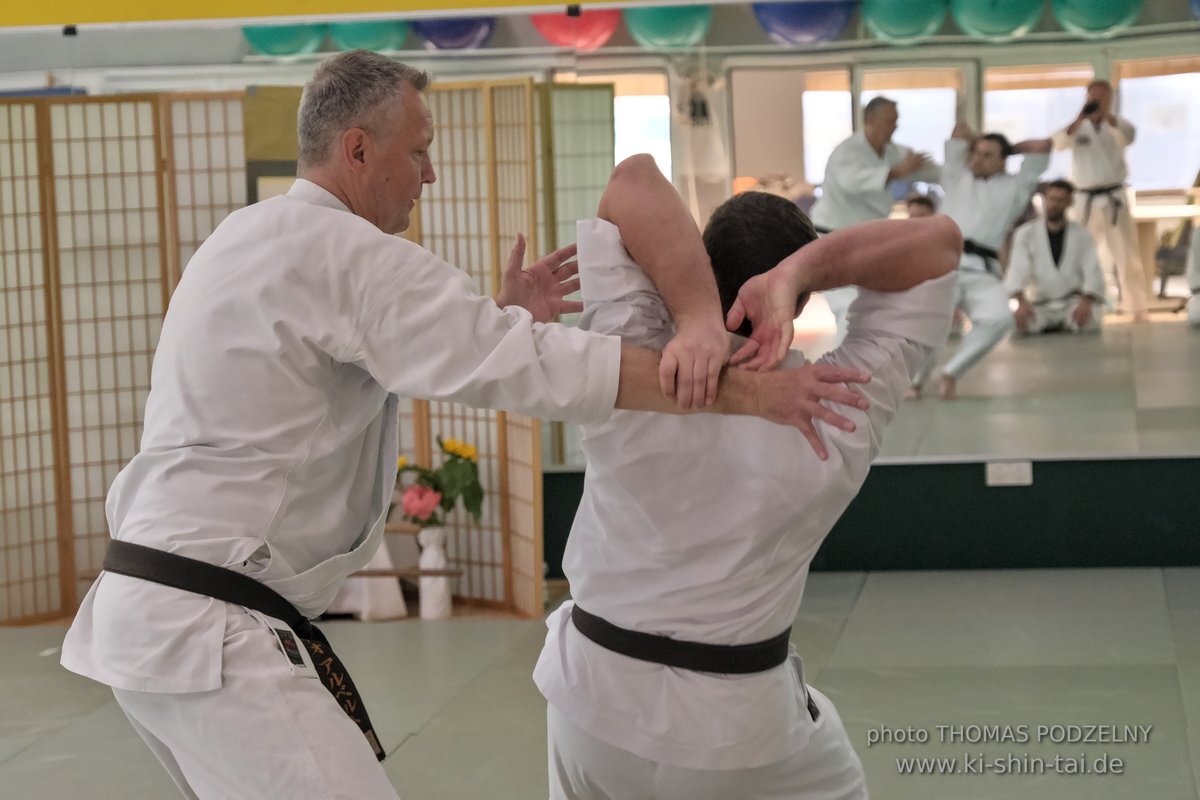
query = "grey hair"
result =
(297, 50, 429, 169)
(863, 95, 897, 121)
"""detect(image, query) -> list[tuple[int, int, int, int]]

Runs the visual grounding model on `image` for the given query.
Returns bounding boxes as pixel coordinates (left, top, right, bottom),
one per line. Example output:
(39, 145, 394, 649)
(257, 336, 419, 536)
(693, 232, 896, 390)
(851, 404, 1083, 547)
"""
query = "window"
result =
(565, 72, 672, 179)
(984, 64, 1093, 182)
(861, 68, 962, 164)
(1117, 57, 1200, 192)
(802, 71, 852, 184)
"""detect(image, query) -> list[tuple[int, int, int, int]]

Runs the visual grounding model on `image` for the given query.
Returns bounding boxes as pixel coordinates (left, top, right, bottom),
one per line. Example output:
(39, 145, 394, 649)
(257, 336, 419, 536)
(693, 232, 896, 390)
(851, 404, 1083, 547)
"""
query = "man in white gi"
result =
(1052, 79, 1150, 321)
(534, 154, 962, 799)
(910, 124, 1050, 400)
(812, 96, 941, 341)
(1007, 179, 1106, 334)
(59, 52, 870, 800)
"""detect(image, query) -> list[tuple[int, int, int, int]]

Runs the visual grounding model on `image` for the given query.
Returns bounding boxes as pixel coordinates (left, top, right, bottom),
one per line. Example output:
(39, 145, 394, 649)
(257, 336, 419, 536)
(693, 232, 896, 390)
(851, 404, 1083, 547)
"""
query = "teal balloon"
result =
(624, 5, 713, 49)
(951, 0, 1044, 41)
(862, 0, 948, 43)
(329, 21, 409, 51)
(1052, 0, 1141, 37)
(242, 25, 327, 56)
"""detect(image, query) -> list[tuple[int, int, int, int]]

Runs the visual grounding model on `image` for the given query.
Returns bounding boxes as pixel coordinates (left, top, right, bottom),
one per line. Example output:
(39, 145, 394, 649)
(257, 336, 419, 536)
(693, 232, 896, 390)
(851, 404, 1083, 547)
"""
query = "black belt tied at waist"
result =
(570, 604, 791, 675)
(962, 239, 1002, 277)
(1081, 183, 1125, 226)
(102, 540, 386, 762)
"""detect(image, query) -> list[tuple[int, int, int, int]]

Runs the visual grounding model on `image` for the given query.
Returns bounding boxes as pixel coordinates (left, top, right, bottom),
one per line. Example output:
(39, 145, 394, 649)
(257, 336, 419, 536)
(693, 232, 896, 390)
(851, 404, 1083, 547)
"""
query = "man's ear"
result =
(341, 128, 368, 172)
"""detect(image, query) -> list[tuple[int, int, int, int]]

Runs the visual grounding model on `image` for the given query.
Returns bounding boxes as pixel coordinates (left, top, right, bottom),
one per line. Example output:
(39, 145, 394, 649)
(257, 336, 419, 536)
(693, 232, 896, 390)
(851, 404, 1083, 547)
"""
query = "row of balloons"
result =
(244, 0, 1186, 56)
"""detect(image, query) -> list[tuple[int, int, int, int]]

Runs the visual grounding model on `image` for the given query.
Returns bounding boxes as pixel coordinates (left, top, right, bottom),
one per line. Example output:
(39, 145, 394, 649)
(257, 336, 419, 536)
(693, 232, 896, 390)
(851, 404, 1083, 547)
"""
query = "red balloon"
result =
(530, 10, 621, 52)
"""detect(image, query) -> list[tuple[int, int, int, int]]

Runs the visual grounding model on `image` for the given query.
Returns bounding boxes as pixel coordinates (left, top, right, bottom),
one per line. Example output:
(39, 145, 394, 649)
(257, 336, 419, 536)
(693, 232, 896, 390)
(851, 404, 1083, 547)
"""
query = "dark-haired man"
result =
(534, 155, 961, 799)
(911, 123, 1050, 399)
(906, 193, 937, 218)
(1007, 179, 1106, 334)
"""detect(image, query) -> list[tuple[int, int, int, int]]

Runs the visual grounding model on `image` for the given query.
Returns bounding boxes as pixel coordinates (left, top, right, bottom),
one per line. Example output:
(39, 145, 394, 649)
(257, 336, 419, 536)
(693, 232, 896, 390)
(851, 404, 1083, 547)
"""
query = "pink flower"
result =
(402, 484, 442, 522)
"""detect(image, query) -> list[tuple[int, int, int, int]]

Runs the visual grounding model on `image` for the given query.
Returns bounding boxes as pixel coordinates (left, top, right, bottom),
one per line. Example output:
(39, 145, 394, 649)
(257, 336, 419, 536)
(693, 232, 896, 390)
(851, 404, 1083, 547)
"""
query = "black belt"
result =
(814, 225, 833, 235)
(570, 604, 791, 675)
(1081, 183, 1125, 226)
(102, 540, 386, 761)
(962, 239, 1002, 277)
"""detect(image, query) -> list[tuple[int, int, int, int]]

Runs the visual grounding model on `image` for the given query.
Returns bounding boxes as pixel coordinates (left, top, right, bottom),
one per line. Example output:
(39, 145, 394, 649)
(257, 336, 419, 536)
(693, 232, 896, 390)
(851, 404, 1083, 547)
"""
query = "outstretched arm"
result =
(727, 215, 963, 370)
(598, 154, 727, 409)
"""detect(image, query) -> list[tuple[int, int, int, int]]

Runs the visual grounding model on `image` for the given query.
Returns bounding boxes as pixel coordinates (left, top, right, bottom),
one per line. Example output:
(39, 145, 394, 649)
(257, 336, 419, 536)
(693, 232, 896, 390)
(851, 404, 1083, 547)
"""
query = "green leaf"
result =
(462, 482, 484, 523)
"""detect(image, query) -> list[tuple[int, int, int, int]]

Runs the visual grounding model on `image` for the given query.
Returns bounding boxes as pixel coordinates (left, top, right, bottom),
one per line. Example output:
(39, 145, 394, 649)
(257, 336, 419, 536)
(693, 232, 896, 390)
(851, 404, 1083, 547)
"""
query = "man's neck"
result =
(1045, 216, 1067, 233)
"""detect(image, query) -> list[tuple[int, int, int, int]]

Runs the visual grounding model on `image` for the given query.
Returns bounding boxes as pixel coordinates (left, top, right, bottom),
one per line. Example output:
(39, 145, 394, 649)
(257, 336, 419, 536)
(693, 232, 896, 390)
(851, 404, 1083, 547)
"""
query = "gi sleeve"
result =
(1076, 228, 1107, 300)
(1051, 126, 1074, 152)
(1005, 224, 1035, 296)
(827, 140, 891, 193)
(575, 219, 675, 351)
(942, 138, 969, 185)
(346, 236, 621, 425)
(1113, 116, 1136, 146)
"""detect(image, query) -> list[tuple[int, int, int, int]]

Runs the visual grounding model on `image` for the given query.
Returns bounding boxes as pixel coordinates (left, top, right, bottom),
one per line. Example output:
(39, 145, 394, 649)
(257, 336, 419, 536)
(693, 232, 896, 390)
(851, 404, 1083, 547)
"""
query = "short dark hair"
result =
(863, 96, 897, 121)
(1044, 178, 1075, 195)
(905, 194, 937, 212)
(702, 192, 817, 337)
(973, 132, 1014, 159)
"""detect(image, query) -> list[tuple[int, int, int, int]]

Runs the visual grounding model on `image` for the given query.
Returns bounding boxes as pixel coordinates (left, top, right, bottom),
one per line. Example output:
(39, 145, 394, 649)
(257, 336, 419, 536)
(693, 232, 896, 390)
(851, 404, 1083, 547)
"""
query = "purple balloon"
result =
(412, 17, 495, 50)
(752, 1, 856, 45)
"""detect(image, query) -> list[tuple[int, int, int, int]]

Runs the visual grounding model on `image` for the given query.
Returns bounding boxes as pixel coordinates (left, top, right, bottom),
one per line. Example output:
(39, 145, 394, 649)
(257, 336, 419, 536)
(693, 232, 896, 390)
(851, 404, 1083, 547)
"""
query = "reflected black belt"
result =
(570, 604, 791, 675)
(814, 225, 834, 235)
(963, 239, 1002, 277)
(1081, 183, 1126, 226)
(102, 540, 386, 761)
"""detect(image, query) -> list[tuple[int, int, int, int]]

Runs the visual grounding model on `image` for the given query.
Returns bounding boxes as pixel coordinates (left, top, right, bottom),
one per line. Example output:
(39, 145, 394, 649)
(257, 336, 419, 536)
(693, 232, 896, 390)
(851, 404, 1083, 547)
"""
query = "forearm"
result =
(777, 215, 963, 295)
(598, 155, 722, 328)
(615, 343, 755, 416)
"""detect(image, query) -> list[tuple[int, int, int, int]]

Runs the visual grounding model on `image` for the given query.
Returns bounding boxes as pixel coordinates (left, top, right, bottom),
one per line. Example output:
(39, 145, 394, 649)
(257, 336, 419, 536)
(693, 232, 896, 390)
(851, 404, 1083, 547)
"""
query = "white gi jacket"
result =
(811, 131, 941, 230)
(1052, 116, 1136, 189)
(941, 138, 1049, 272)
(533, 219, 956, 770)
(1005, 219, 1105, 303)
(62, 179, 620, 693)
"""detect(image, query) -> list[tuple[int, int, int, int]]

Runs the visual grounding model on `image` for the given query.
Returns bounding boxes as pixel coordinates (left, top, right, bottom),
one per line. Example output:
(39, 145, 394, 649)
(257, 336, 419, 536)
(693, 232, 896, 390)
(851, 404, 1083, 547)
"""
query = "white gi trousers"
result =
(1074, 188, 1149, 315)
(913, 270, 1014, 386)
(1021, 296, 1102, 335)
(112, 605, 399, 800)
(547, 685, 867, 800)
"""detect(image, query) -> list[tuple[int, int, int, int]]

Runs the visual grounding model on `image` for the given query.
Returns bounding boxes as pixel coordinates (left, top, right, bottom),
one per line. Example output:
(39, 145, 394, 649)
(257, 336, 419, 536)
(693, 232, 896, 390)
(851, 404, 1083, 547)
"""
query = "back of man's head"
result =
(702, 192, 817, 337)
(297, 50, 428, 170)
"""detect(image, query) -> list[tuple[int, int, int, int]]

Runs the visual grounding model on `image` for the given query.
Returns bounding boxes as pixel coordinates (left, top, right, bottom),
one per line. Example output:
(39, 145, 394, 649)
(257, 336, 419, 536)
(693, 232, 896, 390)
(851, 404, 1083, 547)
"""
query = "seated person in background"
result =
(905, 193, 937, 218)
(1007, 179, 1106, 335)
(1189, 226, 1200, 328)
(534, 154, 961, 800)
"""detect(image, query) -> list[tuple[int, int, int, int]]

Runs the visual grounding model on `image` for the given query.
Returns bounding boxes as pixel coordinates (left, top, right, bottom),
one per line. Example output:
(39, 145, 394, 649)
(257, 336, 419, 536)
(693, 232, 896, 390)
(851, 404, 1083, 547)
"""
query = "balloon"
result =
(329, 21, 409, 52)
(1051, 0, 1142, 37)
(751, 1, 856, 45)
(242, 25, 327, 57)
(951, 0, 1043, 41)
(624, 5, 713, 49)
(530, 9, 621, 52)
(862, 0, 948, 43)
(412, 17, 496, 50)
(1192, 0, 1200, 21)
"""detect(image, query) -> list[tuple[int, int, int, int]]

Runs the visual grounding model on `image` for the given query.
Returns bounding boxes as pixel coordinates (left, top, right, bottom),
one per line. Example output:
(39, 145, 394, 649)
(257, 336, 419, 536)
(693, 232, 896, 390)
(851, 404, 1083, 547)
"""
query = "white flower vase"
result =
(418, 526, 453, 620)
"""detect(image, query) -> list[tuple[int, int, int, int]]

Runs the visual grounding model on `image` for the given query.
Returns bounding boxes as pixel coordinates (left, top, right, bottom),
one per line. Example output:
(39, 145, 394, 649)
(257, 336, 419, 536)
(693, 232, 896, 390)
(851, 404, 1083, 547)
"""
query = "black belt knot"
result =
(1081, 183, 1125, 226)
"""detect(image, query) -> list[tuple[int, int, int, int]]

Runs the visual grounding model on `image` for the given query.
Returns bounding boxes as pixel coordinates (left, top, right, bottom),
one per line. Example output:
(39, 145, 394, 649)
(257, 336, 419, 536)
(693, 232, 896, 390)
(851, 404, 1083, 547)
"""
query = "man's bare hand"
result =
(495, 234, 581, 323)
(725, 268, 802, 372)
(893, 150, 933, 180)
(660, 320, 729, 409)
(1013, 299, 1035, 333)
(1072, 297, 1094, 329)
(757, 363, 872, 461)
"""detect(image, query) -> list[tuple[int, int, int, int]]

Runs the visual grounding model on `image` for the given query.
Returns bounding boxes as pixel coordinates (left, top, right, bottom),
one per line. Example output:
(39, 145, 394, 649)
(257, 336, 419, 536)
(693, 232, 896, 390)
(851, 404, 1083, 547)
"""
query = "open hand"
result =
(756, 363, 872, 460)
(725, 268, 802, 371)
(660, 320, 729, 409)
(496, 234, 581, 323)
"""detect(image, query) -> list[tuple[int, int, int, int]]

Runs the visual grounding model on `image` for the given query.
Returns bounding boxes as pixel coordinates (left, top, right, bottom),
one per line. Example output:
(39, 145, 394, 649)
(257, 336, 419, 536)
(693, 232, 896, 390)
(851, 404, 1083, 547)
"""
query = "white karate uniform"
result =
(1187, 230, 1200, 327)
(1006, 219, 1106, 334)
(534, 219, 956, 799)
(60, 179, 621, 798)
(1052, 116, 1150, 315)
(811, 132, 941, 342)
(914, 139, 1048, 387)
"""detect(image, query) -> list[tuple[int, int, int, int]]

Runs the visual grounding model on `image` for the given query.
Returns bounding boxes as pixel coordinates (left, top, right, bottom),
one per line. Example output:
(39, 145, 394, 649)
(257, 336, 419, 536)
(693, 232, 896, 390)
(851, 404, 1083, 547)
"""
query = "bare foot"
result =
(904, 385, 923, 401)
(1132, 310, 1149, 323)
(938, 375, 958, 400)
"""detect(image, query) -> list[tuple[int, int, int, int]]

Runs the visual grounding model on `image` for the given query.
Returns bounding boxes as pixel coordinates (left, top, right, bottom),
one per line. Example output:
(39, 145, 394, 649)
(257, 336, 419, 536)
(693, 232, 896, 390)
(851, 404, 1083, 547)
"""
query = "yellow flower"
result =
(396, 456, 408, 470)
(440, 438, 478, 462)
(458, 444, 478, 462)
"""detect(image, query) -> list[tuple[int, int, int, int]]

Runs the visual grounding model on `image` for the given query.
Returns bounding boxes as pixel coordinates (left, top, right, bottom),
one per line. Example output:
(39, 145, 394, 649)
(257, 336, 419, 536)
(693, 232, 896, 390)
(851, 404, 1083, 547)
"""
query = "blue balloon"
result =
(1051, 0, 1142, 38)
(329, 21, 409, 52)
(412, 17, 496, 50)
(862, 0, 948, 43)
(752, 1, 856, 45)
(951, 0, 1044, 41)
(1192, 0, 1200, 20)
(242, 25, 327, 57)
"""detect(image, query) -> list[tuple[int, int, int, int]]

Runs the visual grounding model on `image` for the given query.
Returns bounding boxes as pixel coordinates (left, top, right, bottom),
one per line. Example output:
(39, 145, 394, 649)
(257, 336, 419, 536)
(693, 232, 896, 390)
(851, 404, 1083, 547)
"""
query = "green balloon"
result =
(329, 21, 410, 52)
(862, 0, 949, 43)
(1052, 0, 1142, 37)
(624, 5, 713, 49)
(242, 25, 327, 56)
(951, 0, 1044, 41)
